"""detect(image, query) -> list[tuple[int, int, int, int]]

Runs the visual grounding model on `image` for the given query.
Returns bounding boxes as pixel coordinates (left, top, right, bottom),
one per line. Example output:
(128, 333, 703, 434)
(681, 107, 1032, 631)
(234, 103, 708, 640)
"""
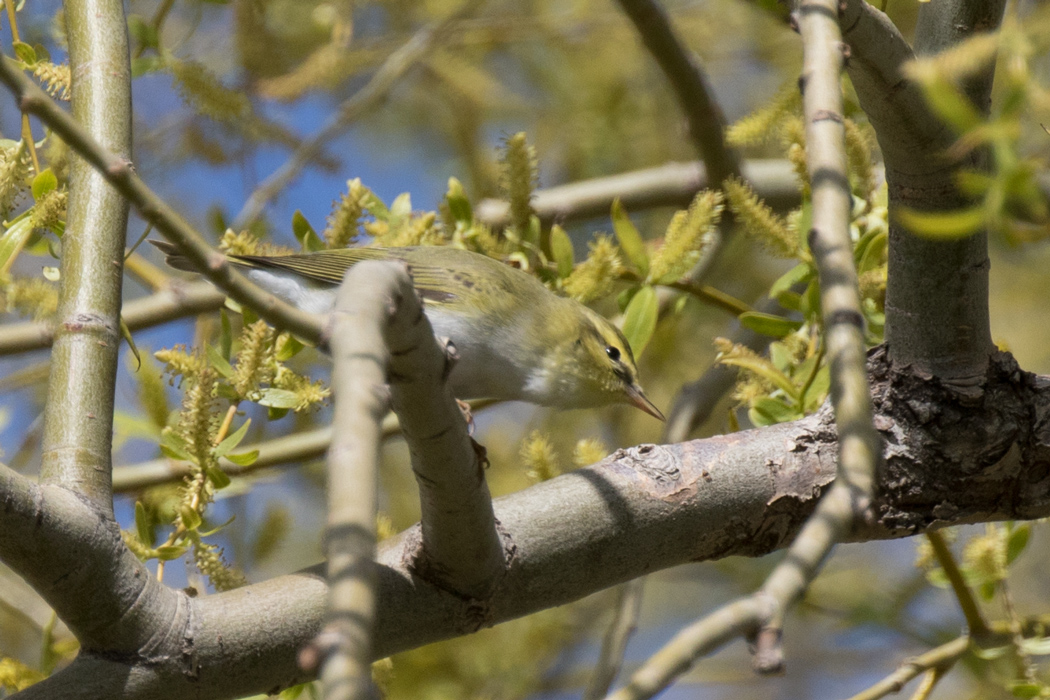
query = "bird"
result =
(152, 241, 664, 419)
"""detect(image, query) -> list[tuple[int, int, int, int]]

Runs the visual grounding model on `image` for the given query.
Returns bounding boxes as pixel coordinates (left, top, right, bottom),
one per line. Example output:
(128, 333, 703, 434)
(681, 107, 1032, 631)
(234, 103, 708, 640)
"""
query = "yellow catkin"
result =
(232, 320, 276, 400)
(572, 438, 608, 468)
(1, 276, 58, 320)
(33, 61, 71, 100)
(520, 430, 560, 481)
(844, 119, 876, 200)
(501, 132, 537, 239)
(648, 191, 723, 284)
(726, 83, 801, 146)
(0, 141, 30, 217)
(723, 177, 797, 258)
(170, 59, 251, 123)
(324, 178, 369, 249)
(563, 234, 622, 303)
(193, 540, 248, 591)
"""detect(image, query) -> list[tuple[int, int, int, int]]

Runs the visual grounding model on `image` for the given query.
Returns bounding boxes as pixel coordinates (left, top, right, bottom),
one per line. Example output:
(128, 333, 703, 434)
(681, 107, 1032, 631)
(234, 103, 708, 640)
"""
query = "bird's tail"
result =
(149, 239, 204, 273)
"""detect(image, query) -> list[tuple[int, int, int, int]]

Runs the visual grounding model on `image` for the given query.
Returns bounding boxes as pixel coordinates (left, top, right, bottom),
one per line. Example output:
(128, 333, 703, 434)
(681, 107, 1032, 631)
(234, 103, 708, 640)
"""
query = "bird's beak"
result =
(626, 384, 665, 421)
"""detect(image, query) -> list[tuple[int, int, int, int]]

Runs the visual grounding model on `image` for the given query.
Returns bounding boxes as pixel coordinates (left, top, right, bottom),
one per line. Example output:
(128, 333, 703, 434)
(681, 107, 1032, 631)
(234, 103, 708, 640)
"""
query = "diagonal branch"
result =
(613, 0, 741, 185)
(0, 56, 325, 344)
(232, 13, 465, 230)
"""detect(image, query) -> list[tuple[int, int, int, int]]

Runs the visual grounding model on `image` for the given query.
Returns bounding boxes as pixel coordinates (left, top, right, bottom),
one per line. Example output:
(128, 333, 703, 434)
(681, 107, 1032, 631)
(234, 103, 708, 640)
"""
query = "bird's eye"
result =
(605, 346, 621, 362)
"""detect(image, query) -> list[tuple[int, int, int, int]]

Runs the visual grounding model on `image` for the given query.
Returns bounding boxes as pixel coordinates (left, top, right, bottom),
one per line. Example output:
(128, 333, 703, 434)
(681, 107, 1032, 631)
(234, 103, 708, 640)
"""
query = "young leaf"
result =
(180, 505, 203, 531)
(611, 199, 649, 276)
(225, 450, 260, 467)
(292, 210, 325, 252)
(769, 262, 812, 300)
(31, 168, 57, 200)
(12, 41, 37, 66)
(897, 206, 985, 240)
(749, 396, 801, 425)
(135, 502, 155, 547)
(620, 285, 658, 357)
(214, 418, 251, 458)
(206, 465, 232, 489)
(257, 388, 301, 409)
(738, 311, 803, 338)
(206, 344, 234, 379)
(445, 177, 473, 223)
(549, 224, 574, 278)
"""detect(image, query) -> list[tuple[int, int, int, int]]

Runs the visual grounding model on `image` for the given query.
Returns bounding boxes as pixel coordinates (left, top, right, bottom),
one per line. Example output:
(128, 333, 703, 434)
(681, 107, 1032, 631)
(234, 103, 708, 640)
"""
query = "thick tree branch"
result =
(8, 351, 1050, 699)
(841, 0, 1003, 382)
(35, 0, 132, 514)
(0, 58, 325, 344)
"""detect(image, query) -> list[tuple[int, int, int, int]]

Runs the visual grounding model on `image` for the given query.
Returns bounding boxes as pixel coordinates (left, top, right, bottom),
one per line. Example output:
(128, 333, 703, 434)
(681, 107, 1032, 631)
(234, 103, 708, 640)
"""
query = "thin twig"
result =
(925, 530, 990, 636)
(606, 2, 881, 695)
(585, 579, 645, 700)
(232, 13, 464, 230)
(843, 635, 969, 700)
(0, 57, 325, 343)
(315, 262, 412, 700)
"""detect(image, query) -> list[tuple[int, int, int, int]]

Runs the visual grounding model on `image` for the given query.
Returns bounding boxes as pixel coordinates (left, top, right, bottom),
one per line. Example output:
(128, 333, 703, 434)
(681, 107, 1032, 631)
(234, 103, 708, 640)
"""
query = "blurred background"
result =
(0, 1, 1048, 698)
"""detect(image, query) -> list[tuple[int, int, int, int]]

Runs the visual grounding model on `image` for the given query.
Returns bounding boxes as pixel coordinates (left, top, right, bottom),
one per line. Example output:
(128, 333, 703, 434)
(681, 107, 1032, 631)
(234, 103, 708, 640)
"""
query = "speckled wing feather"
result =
(229, 248, 468, 305)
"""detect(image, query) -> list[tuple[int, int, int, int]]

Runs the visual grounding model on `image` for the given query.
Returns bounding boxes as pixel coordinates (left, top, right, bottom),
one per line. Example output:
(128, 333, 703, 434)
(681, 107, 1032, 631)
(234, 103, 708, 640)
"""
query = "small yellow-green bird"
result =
(153, 242, 663, 419)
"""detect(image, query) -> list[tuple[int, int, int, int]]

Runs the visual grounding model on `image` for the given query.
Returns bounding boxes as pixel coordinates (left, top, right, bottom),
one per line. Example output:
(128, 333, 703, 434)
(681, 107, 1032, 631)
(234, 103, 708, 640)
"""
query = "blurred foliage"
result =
(0, 1, 1049, 700)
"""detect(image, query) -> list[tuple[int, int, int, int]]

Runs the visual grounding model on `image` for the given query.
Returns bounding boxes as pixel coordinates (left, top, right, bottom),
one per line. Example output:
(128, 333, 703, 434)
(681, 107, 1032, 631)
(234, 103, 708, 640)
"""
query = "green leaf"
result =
(12, 41, 37, 66)
(0, 218, 36, 273)
(769, 262, 812, 300)
(897, 206, 985, 240)
(799, 278, 822, 319)
(749, 396, 801, 425)
(802, 366, 830, 412)
(620, 285, 658, 358)
(225, 450, 259, 467)
(611, 199, 649, 276)
(275, 335, 305, 362)
(127, 15, 159, 49)
(1008, 682, 1045, 699)
(180, 505, 202, 531)
(214, 418, 251, 458)
(718, 355, 799, 400)
(389, 192, 412, 224)
(257, 388, 301, 409)
(917, 78, 984, 134)
(1006, 523, 1030, 565)
(135, 502, 155, 547)
(131, 56, 165, 78)
(155, 544, 189, 561)
(550, 225, 574, 278)
(120, 316, 141, 370)
(31, 169, 57, 201)
(206, 344, 234, 379)
(738, 311, 802, 338)
(445, 177, 472, 223)
(33, 44, 51, 63)
(159, 431, 195, 463)
(858, 231, 888, 273)
(292, 210, 325, 252)
(268, 406, 289, 421)
(220, 309, 233, 361)
(206, 465, 231, 489)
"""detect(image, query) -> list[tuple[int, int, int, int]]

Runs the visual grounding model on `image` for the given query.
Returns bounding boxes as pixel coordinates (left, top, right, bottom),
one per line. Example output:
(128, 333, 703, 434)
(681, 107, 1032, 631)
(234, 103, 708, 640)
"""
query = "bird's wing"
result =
(230, 249, 466, 305)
